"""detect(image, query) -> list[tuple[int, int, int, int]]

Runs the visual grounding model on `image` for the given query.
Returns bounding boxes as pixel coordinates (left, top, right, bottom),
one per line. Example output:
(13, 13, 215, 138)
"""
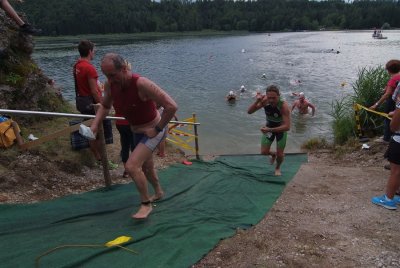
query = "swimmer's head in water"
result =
(299, 92, 305, 100)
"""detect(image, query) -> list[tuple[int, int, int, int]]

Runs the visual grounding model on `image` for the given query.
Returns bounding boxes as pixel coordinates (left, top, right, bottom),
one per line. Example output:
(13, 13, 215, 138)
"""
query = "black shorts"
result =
(384, 138, 400, 165)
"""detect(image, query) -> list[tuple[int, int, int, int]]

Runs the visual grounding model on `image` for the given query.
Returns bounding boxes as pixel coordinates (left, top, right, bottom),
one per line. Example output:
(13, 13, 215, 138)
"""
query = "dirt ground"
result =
(1, 135, 399, 267)
(194, 140, 400, 268)
(0, 128, 187, 204)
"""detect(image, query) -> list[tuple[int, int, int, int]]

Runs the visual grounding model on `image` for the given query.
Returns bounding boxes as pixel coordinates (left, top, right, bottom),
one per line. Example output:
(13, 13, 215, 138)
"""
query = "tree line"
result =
(16, 0, 400, 36)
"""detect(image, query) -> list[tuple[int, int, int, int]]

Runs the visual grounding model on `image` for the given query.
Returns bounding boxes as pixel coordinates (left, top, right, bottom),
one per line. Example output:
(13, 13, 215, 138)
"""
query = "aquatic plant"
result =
(331, 66, 389, 144)
(351, 66, 389, 132)
(330, 97, 356, 145)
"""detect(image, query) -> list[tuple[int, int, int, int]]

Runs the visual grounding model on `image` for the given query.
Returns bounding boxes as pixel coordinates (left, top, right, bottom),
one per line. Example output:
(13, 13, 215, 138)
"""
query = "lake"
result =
(33, 30, 400, 155)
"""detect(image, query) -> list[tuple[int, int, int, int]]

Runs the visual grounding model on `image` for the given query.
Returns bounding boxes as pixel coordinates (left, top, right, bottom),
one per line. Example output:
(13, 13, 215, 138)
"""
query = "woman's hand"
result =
(260, 126, 269, 133)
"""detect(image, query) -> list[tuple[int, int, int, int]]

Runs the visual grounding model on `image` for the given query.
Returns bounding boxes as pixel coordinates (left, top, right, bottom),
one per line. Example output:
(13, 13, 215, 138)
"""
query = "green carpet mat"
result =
(0, 154, 307, 268)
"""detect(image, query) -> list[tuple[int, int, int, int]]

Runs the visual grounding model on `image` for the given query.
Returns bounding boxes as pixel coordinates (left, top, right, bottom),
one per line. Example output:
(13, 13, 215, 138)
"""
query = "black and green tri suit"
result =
(261, 99, 287, 149)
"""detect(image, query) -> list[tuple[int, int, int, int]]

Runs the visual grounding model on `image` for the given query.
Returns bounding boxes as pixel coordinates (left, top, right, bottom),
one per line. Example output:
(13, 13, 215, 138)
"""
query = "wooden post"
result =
(193, 113, 200, 160)
(94, 106, 111, 188)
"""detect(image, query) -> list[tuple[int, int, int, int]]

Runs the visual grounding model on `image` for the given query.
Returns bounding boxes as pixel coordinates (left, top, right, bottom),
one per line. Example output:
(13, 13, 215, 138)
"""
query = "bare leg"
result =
(123, 162, 129, 177)
(261, 145, 277, 169)
(157, 139, 166, 157)
(274, 148, 285, 176)
(89, 139, 102, 161)
(1, 0, 25, 26)
(386, 162, 400, 199)
(269, 152, 276, 165)
(126, 143, 154, 219)
(143, 157, 164, 202)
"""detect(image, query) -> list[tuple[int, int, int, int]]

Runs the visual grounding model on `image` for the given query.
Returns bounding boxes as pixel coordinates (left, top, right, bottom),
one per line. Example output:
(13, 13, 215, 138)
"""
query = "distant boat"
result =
(372, 30, 387, 39)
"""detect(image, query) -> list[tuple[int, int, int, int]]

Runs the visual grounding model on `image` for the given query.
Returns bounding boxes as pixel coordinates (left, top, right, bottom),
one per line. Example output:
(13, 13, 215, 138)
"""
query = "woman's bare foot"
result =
(274, 168, 282, 176)
(132, 202, 153, 219)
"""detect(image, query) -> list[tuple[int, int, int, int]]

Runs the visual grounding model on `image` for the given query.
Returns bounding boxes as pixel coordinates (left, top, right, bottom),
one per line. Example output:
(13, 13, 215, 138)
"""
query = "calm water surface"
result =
(33, 31, 400, 155)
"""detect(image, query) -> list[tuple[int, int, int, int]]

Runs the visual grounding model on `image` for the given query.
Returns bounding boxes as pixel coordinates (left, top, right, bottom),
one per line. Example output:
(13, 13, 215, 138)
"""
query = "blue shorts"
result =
(133, 127, 167, 152)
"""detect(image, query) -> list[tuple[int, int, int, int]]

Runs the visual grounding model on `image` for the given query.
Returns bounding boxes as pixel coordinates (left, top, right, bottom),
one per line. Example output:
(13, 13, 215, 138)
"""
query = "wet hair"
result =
(385, 60, 400, 74)
(102, 53, 126, 70)
(265, 85, 280, 95)
(78, 40, 94, 57)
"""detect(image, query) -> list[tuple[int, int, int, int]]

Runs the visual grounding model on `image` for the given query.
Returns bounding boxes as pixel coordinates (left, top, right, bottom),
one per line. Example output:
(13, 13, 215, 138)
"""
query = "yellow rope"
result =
(35, 236, 138, 267)
(356, 103, 392, 120)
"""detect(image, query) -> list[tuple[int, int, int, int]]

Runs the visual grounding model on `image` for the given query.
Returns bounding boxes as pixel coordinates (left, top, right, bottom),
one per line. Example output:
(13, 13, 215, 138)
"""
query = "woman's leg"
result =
(1, 0, 24, 26)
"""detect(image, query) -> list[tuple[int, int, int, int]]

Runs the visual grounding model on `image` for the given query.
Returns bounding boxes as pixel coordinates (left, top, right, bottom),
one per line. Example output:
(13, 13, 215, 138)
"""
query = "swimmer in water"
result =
(291, 92, 316, 116)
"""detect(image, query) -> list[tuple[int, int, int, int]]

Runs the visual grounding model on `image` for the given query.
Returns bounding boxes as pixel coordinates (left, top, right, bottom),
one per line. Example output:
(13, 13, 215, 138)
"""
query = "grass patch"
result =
(28, 117, 94, 166)
(301, 137, 330, 151)
(332, 137, 360, 158)
(1, 115, 97, 174)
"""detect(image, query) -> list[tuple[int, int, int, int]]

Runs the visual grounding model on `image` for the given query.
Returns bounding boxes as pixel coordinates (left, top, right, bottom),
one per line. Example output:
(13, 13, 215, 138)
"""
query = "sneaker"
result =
(371, 195, 397, 210)
(393, 195, 400, 204)
(20, 24, 42, 35)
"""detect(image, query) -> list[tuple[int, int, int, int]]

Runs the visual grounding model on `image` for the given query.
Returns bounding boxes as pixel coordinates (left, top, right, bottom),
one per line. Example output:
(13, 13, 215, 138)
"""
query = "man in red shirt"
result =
(91, 53, 178, 219)
(74, 40, 104, 162)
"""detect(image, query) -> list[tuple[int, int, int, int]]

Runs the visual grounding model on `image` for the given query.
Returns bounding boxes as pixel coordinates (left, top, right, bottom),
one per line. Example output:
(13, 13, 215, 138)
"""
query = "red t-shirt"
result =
(115, 113, 129, 126)
(111, 74, 157, 126)
(74, 59, 100, 97)
(386, 74, 400, 94)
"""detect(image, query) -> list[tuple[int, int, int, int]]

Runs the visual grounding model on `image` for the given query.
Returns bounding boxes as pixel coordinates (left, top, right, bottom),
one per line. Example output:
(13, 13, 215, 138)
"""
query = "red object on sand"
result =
(182, 160, 192, 165)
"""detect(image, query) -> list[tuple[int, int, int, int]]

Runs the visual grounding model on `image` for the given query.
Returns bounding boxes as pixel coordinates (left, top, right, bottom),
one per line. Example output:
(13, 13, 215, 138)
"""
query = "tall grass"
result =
(331, 66, 389, 144)
(351, 67, 389, 131)
(330, 97, 356, 144)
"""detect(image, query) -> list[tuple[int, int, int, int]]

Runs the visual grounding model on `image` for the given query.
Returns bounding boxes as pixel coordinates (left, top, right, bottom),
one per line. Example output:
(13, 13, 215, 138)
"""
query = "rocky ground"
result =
(1, 134, 399, 267)
(0, 127, 186, 204)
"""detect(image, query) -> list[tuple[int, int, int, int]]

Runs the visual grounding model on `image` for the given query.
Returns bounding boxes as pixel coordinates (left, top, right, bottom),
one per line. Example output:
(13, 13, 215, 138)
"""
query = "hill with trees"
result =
(16, 0, 400, 36)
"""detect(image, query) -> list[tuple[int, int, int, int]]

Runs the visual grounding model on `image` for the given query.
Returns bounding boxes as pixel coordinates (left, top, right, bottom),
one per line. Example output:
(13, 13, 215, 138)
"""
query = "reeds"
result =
(330, 66, 389, 144)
